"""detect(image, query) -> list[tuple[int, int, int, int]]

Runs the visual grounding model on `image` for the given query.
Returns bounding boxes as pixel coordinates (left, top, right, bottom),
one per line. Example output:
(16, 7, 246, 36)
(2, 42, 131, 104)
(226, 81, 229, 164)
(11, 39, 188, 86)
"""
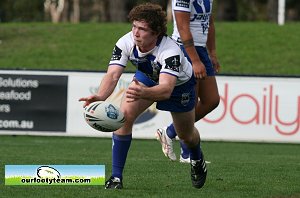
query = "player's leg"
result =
(179, 76, 219, 162)
(195, 45, 220, 120)
(179, 47, 220, 162)
(177, 90, 200, 163)
(195, 76, 219, 121)
(171, 110, 200, 156)
(155, 75, 196, 162)
(105, 84, 153, 189)
(171, 109, 207, 188)
(179, 140, 190, 163)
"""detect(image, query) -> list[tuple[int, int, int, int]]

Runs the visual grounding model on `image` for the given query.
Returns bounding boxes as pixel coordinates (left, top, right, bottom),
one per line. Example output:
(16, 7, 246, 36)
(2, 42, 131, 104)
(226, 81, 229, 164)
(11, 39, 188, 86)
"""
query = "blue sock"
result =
(166, 124, 177, 139)
(112, 133, 132, 180)
(189, 141, 203, 161)
(180, 140, 190, 159)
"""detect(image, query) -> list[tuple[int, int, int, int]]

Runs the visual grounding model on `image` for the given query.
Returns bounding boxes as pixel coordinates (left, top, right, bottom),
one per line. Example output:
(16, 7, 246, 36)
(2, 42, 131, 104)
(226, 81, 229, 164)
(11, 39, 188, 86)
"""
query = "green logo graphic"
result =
(5, 165, 105, 185)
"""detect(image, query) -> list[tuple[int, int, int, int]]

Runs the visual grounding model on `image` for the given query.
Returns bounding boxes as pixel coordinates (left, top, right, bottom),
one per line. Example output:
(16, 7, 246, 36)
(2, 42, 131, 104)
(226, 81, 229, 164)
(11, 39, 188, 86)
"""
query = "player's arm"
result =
(126, 73, 176, 102)
(97, 65, 124, 99)
(207, 15, 220, 73)
(79, 65, 124, 106)
(174, 10, 206, 79)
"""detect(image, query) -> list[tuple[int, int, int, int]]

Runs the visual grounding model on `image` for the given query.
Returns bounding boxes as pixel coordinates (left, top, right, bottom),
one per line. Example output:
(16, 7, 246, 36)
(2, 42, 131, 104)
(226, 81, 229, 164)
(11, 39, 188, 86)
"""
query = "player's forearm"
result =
(141, 84, 173, 101)
(97, 68, 121, 100)
(97, 71, 119, 100)
(141, 74, 177, 101)
(179, 36, 201, 65)
(207, 33, 216, 56)
(175, 12, 203, 65)
(207, 17, 217, 56)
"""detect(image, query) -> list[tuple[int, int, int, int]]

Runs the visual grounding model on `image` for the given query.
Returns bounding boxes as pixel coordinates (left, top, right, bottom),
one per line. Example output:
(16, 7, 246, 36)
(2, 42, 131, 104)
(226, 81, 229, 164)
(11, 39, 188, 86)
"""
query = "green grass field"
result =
(0, 22, 300, 75)
(1, 135, 300, 198)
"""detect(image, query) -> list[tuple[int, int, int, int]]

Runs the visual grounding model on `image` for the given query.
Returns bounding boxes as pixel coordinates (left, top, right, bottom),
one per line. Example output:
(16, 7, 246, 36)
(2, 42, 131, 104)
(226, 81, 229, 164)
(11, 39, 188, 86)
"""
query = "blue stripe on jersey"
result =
(203, 0, 211, 12)
(132, 46, 162, 83)
(133, 47, 154, 75)
(193, 0, 203, 13)
(193, 0, 211, 13)
(134, 70, 157, 87)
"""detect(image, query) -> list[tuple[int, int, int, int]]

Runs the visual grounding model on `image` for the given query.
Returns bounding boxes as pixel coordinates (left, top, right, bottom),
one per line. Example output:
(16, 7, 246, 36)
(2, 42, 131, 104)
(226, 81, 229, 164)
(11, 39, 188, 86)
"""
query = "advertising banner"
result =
(67, 72, 300, 143)
(199, 76, 300, 142)
(0, 73, 68, 132)
(0, 70, 299, 143)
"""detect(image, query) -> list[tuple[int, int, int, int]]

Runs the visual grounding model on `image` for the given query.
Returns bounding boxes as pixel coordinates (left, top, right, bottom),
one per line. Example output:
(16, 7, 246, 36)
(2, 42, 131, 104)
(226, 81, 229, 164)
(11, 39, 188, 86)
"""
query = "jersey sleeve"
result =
(159, 46, 183, 77)
(173, 0, 191, 12)
(109, 33, 132, 67)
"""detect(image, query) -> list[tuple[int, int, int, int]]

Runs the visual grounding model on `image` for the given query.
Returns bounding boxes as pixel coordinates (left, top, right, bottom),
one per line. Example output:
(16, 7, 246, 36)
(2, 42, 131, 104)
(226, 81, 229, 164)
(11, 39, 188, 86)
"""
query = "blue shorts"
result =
(134, 70, 196, 113)
(180, 45, 215, 76)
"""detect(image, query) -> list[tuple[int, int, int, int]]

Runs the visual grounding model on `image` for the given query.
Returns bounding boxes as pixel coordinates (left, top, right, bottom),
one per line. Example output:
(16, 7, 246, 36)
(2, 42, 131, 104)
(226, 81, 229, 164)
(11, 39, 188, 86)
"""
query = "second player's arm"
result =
(206, 15, 220, 73)
(174, 11, 206, 78)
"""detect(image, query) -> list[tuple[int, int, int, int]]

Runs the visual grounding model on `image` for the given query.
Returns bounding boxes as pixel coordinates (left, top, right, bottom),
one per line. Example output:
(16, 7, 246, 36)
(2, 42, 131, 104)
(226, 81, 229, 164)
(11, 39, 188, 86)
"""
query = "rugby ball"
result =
(84, 101, 125, 132)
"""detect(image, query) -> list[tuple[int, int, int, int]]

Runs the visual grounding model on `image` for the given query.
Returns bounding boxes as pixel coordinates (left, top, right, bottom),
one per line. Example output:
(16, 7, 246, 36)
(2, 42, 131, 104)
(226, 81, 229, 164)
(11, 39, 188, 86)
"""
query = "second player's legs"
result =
(170, 109, 199, 148)
(195, 76, 220, 121)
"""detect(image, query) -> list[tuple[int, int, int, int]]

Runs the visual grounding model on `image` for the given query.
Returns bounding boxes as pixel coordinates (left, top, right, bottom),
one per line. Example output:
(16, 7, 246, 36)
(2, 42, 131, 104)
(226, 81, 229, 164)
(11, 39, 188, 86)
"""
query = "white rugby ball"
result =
(84, 101, 125, 132)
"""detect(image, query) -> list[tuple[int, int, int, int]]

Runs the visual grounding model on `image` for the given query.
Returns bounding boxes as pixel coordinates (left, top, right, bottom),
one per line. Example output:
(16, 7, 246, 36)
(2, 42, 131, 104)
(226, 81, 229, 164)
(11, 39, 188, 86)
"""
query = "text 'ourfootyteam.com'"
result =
(21, 177, 91, 185)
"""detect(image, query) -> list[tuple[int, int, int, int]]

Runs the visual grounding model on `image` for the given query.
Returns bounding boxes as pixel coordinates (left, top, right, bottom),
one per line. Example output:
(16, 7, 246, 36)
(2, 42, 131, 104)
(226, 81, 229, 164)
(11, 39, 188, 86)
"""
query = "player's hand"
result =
(79, 95, 102, 107)
(210, 55, 220, 73)
(193, 62, 207, 79)
(126, 78, 144, 102)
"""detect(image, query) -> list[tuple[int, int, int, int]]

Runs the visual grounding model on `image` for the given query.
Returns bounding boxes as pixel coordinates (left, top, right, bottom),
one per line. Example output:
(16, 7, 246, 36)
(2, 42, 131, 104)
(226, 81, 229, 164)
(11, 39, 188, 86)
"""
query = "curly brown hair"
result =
(128, 3, 167, 37)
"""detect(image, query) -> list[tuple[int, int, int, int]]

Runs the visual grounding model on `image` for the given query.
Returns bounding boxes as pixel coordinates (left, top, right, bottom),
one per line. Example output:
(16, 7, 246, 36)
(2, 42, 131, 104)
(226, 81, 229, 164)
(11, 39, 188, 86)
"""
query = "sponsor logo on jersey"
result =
(191, 13, 210, 21)
(111, 45, 122, 61)
(175, 0, 190, 8)
(165, 55, 180, 72)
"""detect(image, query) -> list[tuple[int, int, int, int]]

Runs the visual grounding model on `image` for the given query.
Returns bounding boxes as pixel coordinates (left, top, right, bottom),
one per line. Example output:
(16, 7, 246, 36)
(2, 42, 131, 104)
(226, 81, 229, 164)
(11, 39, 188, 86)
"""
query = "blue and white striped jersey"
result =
(109, 32, 193, 86)
(172, 0, 213, 46)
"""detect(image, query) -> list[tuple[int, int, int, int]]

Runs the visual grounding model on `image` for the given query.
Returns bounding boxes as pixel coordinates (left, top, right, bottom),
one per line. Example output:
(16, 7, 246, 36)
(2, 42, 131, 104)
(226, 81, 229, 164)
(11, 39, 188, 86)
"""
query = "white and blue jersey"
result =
(109, 32, 193, 86)
(109, 32, 196, 112)
(172, 0, 216, 76)
(172, 0, 213, 47)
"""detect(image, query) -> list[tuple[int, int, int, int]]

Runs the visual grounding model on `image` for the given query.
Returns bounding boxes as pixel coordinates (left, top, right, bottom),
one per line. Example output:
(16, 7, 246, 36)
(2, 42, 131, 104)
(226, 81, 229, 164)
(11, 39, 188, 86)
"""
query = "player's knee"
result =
(205, 95, 220, 112)
(178, 131, 199, 147)
(211, 95, 220, 110)
(177, 132, 189, 142)
(122, 110, 135, 125)
(195, 96, 220, 121)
